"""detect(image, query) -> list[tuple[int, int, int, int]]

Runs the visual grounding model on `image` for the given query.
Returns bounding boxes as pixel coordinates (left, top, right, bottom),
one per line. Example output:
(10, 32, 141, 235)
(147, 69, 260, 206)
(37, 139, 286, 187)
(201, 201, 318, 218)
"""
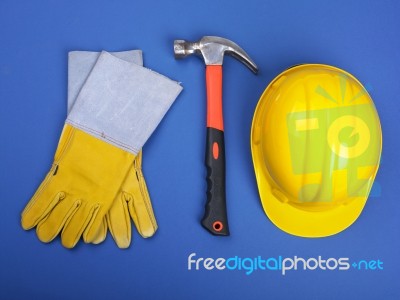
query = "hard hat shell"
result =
(251, 64, 382, 237)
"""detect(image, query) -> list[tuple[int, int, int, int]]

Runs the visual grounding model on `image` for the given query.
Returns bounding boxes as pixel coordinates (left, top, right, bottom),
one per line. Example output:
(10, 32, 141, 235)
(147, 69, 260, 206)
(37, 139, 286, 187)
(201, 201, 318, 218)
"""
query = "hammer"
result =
(174, 36, 258, 236)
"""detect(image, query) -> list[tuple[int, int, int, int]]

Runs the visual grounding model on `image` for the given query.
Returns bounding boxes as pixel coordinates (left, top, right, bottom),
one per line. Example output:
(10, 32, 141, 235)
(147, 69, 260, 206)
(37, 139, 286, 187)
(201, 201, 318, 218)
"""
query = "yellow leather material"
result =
(90, 151, 158, 248)
(21, 124, 135, 248)
(90, 218, 108, 244)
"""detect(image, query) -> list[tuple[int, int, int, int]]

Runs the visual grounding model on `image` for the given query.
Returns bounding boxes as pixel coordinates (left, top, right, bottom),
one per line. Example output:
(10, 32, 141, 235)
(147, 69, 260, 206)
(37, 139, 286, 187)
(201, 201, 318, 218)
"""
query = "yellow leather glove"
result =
(90, 151, 158, 248)
(21, 51, 182, 248)
(21, 124, 135, 248)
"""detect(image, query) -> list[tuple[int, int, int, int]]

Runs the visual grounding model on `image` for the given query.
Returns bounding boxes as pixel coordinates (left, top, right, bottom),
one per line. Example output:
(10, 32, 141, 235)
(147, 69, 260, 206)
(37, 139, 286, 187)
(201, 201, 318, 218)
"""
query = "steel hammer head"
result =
(174, 36, 258, 74)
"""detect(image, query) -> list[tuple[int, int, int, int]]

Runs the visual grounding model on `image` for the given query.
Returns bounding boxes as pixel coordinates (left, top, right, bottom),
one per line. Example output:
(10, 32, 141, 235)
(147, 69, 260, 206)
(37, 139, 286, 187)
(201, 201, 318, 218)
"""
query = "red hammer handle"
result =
(206, 65, 224, 131)
(201, 65, 230, 236)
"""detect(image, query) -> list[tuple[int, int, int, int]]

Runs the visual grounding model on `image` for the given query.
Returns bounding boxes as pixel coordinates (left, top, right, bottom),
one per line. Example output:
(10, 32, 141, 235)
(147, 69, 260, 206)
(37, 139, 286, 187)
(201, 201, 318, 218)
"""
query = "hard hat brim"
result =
(254, 165, 370, 237)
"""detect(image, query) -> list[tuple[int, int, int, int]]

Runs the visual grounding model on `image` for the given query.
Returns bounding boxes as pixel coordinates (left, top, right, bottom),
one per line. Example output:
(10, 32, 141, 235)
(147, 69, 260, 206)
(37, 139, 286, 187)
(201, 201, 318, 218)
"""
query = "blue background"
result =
(0, 0, 399, 299)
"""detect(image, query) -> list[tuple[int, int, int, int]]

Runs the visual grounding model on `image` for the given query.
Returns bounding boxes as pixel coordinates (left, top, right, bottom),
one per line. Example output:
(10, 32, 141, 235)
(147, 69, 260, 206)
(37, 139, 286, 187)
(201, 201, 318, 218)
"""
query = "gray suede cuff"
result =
(66, 51, 183, 154)
(68, 50, 143, 113)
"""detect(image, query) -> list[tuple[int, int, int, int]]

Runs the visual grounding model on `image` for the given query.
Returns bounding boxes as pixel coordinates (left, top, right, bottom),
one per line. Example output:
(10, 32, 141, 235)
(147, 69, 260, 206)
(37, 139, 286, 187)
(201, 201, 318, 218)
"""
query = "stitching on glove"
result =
(65, 119, 139, 154)
(136, 169, 157, 233)
(121, 193, 131, 242)
(54, 126, 76, 163)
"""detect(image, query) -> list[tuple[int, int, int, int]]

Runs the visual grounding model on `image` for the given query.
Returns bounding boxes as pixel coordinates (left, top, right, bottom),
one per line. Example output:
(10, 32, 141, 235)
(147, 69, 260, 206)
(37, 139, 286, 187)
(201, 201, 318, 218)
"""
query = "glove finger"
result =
(21, 165, 65, 230)
(127, 193, 157, 239)
(90, 218, 108, 245)
(82, 203, 108, 244)
(36, 196, 79, 243)
(106, 193, 132, 249)
(61, 201, 100, 248)
(128, 152, 157, 238)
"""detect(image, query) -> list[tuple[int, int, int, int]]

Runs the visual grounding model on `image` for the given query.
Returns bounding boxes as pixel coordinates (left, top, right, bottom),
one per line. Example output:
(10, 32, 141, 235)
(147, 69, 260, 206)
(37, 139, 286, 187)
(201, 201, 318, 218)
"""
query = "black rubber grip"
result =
(201, 127, 230, 236)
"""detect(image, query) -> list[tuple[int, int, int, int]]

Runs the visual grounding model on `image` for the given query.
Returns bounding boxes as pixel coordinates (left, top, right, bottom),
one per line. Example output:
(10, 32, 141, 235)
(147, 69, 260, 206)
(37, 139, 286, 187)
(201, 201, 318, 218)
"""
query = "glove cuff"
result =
(67, 50, 143, 113)
(66, 51, 182, 154)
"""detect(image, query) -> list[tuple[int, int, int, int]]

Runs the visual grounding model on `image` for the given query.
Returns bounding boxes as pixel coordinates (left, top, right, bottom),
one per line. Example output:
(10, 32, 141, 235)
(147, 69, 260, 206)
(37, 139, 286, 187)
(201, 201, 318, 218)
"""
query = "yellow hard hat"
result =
(251, 64, 382, 237)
